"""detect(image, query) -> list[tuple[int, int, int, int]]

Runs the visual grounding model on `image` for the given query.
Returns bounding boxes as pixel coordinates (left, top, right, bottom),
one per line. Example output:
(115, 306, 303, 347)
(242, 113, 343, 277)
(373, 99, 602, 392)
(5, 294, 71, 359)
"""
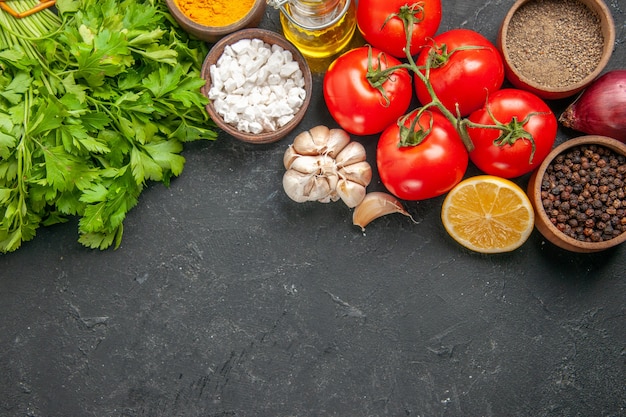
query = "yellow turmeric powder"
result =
(175, 0, 255, 27)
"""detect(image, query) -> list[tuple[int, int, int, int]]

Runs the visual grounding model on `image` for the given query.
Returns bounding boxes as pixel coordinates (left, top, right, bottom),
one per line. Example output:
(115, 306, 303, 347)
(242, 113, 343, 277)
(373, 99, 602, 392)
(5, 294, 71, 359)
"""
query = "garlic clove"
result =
(288, 154, 327, 175)
(309, 125, 332, 146)
(326, 172, 339, 195)
(336, 179, 367, 208)
(283, 170, 311, 203)
(338, 161, 372, 187)
(292, 125, 330, 155)
(306, 177, 334, 202)
(282, 170, 326, 202)
(352, 192, 416, 231)
(283, 145, 299, 169)
(291, 125, 351, 157)
(325, 128, 351, 158)
(283, 170, 314, 202)
(335, 141, 367, 167)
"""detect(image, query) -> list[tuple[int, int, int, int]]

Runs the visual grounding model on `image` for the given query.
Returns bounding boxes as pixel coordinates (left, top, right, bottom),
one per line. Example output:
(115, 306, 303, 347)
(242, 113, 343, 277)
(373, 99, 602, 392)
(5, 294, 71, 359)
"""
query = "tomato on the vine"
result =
(414, 29, 504, 117)
(377, 109, 469, 200)
(324, 46, 413, 136)
(467, 88, 557, 178)
(356, 0, 442, 59)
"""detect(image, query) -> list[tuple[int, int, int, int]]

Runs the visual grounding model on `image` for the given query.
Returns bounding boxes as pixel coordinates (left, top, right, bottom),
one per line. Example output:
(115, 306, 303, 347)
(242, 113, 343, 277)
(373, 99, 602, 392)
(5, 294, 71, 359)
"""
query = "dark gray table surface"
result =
(2, 1, 625, 416)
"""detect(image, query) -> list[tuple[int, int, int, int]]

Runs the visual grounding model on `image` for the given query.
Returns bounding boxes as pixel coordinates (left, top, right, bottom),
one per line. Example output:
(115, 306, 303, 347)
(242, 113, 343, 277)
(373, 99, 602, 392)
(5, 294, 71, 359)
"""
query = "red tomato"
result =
(467, 89, 557, 178)
(324, 46, 413, 136)
(377, 109, 468, 200)
(414, 29, 504, 117)
(357, 0, 442, 58)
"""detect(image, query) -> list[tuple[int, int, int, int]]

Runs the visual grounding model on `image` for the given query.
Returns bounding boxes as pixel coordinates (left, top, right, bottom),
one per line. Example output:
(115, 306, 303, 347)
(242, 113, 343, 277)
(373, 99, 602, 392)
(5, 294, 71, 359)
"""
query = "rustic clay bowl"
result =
(497, 0, 615, 100)
(165, 0, 266, 43)
(200, 29, 312, 144)
(527, 135, 626, 253)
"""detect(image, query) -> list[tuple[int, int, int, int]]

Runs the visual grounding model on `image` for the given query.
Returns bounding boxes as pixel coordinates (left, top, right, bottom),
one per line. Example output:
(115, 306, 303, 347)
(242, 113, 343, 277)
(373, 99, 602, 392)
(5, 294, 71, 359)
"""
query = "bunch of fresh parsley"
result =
(0, 0, 217, 252)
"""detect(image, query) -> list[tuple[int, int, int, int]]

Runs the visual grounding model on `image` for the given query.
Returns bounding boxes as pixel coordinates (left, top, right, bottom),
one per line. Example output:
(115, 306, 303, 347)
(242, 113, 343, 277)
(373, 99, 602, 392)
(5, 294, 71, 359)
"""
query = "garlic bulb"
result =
(283, 125, 372, 207)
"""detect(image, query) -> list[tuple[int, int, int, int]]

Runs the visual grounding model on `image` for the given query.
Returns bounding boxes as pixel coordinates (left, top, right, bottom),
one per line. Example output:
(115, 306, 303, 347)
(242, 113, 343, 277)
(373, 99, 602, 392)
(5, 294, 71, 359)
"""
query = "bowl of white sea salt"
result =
(201, 28, 312, 144)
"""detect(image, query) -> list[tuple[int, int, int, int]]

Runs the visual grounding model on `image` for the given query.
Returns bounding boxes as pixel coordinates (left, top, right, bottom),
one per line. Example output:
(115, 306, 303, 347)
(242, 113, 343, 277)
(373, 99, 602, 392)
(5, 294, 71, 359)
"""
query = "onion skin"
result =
(559, 70, 626, 143)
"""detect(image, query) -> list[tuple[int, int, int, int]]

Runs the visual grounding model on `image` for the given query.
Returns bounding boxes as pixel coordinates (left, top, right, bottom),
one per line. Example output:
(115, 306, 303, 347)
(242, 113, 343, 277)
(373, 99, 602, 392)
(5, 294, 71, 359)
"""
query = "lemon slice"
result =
(441, 175, 535, 253)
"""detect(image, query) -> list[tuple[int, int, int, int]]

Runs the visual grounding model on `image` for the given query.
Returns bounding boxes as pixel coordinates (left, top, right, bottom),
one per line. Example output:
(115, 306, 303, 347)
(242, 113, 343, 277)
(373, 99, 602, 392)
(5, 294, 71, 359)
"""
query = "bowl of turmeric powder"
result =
(166, 0, 266, 43)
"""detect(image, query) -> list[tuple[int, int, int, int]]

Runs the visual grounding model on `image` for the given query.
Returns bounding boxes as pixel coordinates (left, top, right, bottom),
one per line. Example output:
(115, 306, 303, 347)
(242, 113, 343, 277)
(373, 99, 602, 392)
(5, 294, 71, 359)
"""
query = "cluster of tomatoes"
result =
(322, 0, 558, 201)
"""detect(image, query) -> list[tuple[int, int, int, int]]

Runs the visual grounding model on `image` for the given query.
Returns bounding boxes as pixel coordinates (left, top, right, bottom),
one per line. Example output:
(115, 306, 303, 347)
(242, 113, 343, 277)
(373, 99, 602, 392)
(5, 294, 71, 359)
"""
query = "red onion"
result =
(559, 70, 626, 142)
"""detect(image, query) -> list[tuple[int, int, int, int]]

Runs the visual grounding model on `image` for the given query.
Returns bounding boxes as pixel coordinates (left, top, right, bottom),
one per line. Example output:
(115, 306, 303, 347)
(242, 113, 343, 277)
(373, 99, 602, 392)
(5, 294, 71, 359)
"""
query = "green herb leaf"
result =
(0, 72, 31, 104)
(0, 0, 215, 253)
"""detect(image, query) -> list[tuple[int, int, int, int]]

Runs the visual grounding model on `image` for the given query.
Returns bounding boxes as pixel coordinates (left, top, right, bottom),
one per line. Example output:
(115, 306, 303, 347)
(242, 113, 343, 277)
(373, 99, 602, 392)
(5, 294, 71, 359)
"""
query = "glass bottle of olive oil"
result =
(269, 0, 356, 58)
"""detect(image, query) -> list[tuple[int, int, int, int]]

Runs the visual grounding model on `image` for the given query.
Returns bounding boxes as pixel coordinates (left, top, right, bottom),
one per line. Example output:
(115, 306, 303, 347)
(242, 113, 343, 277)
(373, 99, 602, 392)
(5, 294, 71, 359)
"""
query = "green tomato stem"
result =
(408, 58, 475, 152)
(365, 9, 520, 153)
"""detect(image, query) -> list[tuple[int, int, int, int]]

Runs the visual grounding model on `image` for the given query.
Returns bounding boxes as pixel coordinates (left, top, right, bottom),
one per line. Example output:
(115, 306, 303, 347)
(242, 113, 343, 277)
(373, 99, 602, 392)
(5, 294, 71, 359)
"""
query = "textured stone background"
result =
(1, 1, 625, 416)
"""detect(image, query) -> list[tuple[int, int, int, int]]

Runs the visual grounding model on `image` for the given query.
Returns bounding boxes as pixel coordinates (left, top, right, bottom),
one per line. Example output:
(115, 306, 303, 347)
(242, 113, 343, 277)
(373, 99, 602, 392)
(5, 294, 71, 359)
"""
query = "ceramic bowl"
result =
(497, 0, 615, 100)
(527, 135, 626, 253)
(165, 0, 266, 43)
(200, 29, 312, 144)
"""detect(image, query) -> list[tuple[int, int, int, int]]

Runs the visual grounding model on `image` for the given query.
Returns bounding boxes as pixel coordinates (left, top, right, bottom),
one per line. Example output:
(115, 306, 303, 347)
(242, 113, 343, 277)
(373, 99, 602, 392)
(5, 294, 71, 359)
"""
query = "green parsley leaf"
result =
(0, 0, 215, 253)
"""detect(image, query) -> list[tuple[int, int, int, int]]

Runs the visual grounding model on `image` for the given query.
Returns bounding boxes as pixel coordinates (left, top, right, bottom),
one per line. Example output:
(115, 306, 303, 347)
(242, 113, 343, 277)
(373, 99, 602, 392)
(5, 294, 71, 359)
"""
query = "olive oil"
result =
(273, 0, 356, 59)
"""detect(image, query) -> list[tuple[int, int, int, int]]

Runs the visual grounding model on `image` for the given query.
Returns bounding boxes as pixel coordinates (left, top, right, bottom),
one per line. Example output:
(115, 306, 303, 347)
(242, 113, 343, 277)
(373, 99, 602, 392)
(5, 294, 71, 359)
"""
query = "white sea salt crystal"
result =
(256, 67, 269, 84)
(287, 89, 304, 109)
(254, 46, 272, 64)
(280, 61, 300, 77)
(230, 39, 251, 54)
(259, 115, 276, 131)
(243, 105, 260, 122)
(251, 38, 265, 50)
(267, 74, 282, 85)
(248, 90, 264, 105)
(209, 65, 223, 91)
(245, 58, 265, 76)
(277, 115, 295, 127)
(213, 98, 228, 115)
(289, 86, 305, 99)
(209, 38, 307, 134)
(237, 119, 249, 132)
(223, 111, 238, 124)
(296, 73, 305, 88)
(231, 97, 249, 114)
(266, 52, 284, 73)
(260, 85, 271, 97)
(270, 84, 286, 98)
(282, 50, 293, 61)
(248, 121, 264, 134)
(234, 72, 247, 88)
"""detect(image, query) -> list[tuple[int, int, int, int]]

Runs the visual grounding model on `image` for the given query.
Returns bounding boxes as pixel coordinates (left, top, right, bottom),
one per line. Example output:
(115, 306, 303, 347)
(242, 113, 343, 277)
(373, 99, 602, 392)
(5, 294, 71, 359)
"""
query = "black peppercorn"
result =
(541, 144, 626, 243)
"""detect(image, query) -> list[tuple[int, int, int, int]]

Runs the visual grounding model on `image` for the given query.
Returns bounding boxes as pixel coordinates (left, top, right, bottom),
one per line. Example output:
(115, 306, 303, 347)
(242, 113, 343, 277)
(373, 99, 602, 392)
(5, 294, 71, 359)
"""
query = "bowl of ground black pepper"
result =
(497, 0, 615, 100)
(527, 136, 626, 253)
(166, 0, 266, 43)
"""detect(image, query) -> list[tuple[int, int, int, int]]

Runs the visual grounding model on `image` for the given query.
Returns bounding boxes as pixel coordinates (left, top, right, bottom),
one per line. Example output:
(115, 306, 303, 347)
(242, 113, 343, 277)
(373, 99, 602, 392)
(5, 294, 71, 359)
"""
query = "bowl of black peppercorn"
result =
(527, 135, 626, 252)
